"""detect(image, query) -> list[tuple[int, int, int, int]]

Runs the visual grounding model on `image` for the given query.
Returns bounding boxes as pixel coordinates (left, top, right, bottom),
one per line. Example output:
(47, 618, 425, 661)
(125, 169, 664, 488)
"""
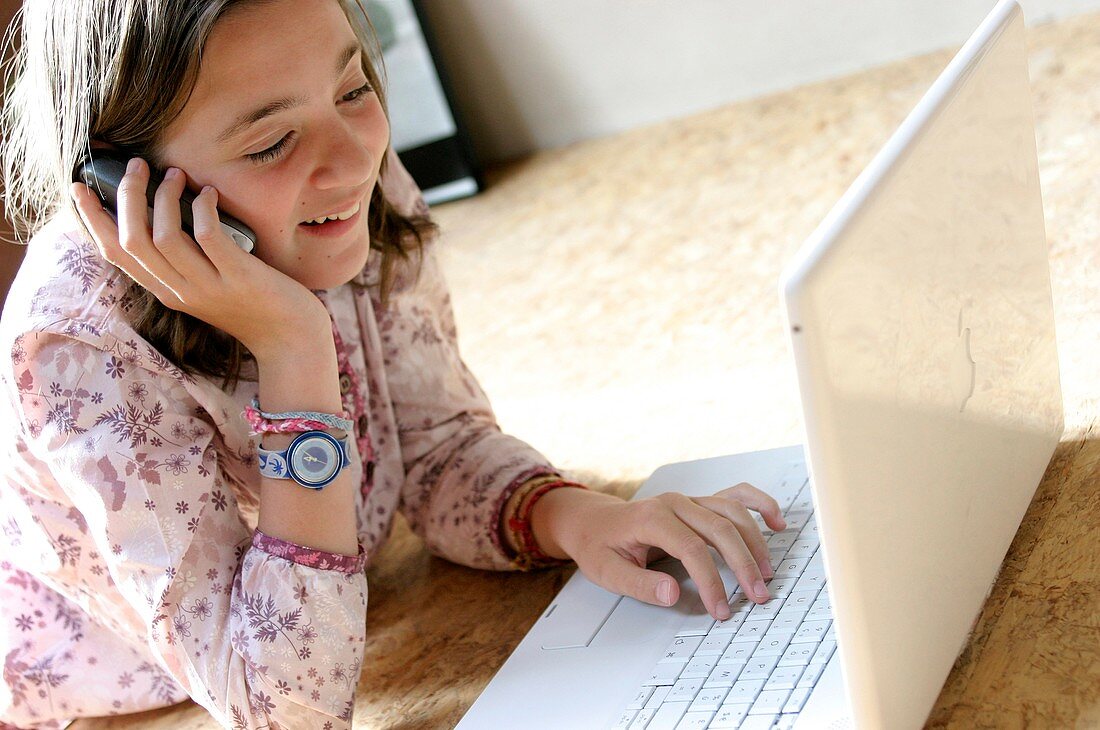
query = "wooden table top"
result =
(75, 10, 1099, 730)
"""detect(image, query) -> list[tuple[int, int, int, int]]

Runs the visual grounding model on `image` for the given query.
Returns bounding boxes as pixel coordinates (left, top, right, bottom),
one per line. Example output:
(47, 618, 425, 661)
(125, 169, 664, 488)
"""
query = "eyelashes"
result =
(245, 82, 375, 164)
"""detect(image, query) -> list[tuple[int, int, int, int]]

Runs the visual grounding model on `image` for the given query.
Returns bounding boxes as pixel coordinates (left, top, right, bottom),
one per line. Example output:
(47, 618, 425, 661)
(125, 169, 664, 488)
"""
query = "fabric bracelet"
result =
(506, 477, 588, 571)
(244, 396, 354, 436)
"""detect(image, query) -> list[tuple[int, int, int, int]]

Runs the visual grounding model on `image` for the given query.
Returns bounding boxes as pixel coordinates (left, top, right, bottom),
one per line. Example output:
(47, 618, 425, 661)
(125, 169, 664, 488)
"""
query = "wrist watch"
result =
(258, 430, 351, 489)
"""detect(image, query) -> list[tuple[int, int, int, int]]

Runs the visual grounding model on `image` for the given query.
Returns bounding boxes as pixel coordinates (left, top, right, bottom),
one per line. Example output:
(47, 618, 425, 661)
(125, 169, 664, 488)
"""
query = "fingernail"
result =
(127, 158, 141, 174)
(165, 167, 180, 180)
(714, 600, 731, 621)
(657, 580, 673, 606)
(779, 518, 787, 530)
(754, 580, 769, 601)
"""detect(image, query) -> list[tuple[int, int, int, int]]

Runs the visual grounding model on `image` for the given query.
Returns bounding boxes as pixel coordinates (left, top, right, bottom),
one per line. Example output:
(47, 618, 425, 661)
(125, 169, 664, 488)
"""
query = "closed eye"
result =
(244, 82, 373, 164)
(247, 132, 294, 164)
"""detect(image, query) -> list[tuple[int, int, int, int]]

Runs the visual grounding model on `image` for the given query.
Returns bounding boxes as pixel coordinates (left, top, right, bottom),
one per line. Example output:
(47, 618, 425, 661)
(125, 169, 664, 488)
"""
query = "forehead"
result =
(184, 0, 359, 115)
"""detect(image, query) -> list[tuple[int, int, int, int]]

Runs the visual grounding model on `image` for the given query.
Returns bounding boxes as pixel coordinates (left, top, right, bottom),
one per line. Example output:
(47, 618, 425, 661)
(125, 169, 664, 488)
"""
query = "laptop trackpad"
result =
(591, 557, 709, 648)
(537, 576, 623, 649)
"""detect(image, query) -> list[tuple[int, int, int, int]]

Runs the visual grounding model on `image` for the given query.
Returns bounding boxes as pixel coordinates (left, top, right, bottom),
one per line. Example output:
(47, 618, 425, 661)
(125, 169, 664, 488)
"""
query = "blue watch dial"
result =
(258, 431, 349, 490)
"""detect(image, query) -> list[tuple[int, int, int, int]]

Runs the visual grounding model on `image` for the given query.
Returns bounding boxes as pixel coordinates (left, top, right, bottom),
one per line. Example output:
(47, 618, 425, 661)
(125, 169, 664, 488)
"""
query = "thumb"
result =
(593, 553, 681, 607)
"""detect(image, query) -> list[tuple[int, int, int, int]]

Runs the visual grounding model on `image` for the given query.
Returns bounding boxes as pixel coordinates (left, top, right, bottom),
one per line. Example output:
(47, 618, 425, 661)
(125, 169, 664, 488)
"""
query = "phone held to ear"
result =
(73, 150, 257, 254)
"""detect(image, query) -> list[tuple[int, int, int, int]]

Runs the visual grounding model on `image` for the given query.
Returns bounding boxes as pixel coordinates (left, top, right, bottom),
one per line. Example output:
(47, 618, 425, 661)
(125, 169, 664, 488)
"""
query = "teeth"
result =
(305, 201, 359, 225)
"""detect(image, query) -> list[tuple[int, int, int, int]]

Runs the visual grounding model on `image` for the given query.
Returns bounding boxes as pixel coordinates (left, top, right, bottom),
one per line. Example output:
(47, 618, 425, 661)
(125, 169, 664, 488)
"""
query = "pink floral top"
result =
(0, 153, 560, 729)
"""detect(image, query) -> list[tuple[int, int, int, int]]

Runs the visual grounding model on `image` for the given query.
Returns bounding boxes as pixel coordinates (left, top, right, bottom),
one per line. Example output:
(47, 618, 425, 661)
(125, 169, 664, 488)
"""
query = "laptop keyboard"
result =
(612, 467, 835, 730)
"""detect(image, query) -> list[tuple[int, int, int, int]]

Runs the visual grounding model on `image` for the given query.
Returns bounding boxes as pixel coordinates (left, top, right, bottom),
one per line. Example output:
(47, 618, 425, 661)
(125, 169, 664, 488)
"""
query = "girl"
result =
(0, 0, 784, 727)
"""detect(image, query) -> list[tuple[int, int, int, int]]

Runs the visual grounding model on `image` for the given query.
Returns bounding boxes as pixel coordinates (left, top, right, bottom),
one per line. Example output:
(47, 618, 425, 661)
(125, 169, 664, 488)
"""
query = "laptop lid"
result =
(780, 0, 1063, 725)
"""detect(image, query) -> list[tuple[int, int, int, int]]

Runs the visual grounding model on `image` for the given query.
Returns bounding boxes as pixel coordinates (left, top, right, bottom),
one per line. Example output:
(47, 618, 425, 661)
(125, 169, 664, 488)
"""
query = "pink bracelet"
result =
(243, 397, 354, 436)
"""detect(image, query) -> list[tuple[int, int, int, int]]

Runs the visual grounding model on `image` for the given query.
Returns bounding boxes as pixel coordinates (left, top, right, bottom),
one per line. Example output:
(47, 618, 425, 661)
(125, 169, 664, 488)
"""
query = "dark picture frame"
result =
(358, 0, 482, 205)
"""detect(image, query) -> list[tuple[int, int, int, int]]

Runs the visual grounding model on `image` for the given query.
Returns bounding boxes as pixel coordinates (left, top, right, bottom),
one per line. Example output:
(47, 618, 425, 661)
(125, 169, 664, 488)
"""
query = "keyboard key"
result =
(626, 685, 654, 710)
(791, 620, 831, 644)
(628, 707, 656, 729)
(708, 611, 747, 635)
(688, 686, 730, 712)
(740, 713, 780, 728)
(726, 678, 765, 704)
(674, 711, 714, 729)
(680, 655, 719, 679)
(750, 689, 791, 715)
(718, 642, 755, 665)
(612, 709, 638, 728)
(807, 548, 825, 571)
(796, 661, 826, 689)
(771, 613, 804, 633)
(775, 715, 799, 730)
(778, 642, 816, 666)
(704, 664, 742, 688)
(775, 558, 809, 579)
(787, 539, 818, 559)
(753, 631, 793, 657)
(643, 662, 683, 686)
(660, 635, 704, 663)
(786, 590, 818, 609)
(710, 703, 750, 728)
(739, 653, 780, 681)
(812, 639, 837, 665)
(793, 572, 826, 593)
(696, 632, 734, 656)
(731, 620, 769, 642)
(644, 701, 690, 730)
(807, 604, 832, 621)
(667, 677, 704, 703)
(763, 576, 799, 598)
(675, 614, 716, 638)
(784, 511, 811, 531)
(767, 530, 800, 550)
(783, 686, 812, 713)
(763, 665, 804, 691)
(789, 489, 814, 514)
(645, 685, 672, 709)
(749, 598, 785, 620)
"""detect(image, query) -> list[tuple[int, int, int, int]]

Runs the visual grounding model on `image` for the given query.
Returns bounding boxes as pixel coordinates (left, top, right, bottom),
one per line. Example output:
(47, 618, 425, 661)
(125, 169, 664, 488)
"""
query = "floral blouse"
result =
(0, 152, 561, 729)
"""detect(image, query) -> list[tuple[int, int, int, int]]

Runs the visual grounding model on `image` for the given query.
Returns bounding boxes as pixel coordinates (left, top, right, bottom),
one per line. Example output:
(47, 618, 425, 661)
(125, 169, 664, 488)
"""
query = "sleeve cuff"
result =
(252, 529, 367, 574)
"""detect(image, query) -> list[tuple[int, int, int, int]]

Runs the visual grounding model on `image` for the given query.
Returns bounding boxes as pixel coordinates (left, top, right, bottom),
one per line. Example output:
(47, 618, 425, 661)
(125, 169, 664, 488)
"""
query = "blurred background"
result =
(1, 0, 1097, 483)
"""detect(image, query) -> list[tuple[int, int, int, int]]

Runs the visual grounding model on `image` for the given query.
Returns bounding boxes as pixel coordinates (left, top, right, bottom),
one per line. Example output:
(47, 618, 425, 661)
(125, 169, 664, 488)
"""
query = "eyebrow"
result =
(216, 42, 363, 144)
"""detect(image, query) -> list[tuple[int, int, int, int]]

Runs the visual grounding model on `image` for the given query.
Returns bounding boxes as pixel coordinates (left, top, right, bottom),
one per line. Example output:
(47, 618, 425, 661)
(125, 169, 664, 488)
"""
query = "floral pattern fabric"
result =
(0, 151, 557, 728)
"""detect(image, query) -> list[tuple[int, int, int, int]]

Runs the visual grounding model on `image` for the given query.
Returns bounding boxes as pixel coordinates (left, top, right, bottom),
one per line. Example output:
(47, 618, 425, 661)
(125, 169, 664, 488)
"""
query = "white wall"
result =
(417, 0, 1100, 165)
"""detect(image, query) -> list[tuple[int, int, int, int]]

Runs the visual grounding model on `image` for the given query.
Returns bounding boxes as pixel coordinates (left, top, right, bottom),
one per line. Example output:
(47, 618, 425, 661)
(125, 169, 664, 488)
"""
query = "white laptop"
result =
(456, 1, 1063, 728)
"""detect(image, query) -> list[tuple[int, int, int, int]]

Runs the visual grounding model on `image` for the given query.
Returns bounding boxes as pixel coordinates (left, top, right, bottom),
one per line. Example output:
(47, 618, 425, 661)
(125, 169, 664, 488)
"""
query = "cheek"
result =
(362, 97, 390, 153)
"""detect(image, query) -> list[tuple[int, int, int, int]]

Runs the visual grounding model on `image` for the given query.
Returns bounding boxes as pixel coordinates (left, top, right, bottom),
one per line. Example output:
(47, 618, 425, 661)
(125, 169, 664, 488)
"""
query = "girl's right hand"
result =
(71, 157, 329, 362)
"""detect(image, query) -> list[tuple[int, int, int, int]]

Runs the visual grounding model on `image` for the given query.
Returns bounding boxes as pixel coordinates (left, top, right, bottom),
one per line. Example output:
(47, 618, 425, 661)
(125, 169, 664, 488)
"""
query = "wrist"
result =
(528, 486, 620, 561)
(245, 299, 331, 364)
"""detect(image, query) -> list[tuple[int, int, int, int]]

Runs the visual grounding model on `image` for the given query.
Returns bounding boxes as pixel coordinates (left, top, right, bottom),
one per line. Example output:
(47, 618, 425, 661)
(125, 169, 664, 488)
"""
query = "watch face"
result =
(288, 433, 341, 488)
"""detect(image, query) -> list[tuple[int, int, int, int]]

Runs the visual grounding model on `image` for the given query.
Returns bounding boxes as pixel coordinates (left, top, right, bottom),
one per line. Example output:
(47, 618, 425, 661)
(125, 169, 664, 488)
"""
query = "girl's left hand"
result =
(539, 484, 786, 620)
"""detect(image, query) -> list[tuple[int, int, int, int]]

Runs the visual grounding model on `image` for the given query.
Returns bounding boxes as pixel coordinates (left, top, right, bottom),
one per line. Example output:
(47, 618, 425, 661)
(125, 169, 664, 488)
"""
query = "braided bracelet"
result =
(244, 396, 354, 436)
(507, 478, 588, 571)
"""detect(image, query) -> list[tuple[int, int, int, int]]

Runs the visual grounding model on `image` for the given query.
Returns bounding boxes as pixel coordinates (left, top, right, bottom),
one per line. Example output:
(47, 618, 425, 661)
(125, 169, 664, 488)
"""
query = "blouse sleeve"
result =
(9, 329, 367, 729)
(379, 237, 564, 572)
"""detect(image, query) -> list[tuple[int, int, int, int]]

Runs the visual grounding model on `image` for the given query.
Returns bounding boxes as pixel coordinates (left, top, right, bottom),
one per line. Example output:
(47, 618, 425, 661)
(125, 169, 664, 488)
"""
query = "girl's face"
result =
(157, 0, 389, 291)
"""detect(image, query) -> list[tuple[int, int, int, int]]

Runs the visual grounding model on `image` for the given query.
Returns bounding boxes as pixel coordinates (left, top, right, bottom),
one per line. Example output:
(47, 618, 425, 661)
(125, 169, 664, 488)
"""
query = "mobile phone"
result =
(73, 150, 256, 253)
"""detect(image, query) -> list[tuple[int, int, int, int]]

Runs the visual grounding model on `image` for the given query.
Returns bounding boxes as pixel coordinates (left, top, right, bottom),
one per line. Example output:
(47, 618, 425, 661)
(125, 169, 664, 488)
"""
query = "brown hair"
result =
(1, 0, 435, 390)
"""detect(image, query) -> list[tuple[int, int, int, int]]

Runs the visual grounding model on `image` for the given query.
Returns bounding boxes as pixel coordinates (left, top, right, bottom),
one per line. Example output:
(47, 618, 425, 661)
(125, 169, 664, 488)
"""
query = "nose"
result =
(309, 118, 373, 191)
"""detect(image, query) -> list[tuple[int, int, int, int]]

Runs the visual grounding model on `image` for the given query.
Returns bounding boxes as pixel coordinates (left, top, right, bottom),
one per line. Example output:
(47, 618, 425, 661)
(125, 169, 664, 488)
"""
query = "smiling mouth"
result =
(301, 201, 361, 226)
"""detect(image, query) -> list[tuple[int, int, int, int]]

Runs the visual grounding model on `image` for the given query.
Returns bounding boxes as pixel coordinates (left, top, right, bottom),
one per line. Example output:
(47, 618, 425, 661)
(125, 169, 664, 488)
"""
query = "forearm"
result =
(254, 337, 359, 557)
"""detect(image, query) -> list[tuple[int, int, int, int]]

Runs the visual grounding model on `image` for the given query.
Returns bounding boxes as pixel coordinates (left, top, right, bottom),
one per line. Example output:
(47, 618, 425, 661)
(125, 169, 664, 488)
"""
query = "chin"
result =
(295, 242, 373, 291)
